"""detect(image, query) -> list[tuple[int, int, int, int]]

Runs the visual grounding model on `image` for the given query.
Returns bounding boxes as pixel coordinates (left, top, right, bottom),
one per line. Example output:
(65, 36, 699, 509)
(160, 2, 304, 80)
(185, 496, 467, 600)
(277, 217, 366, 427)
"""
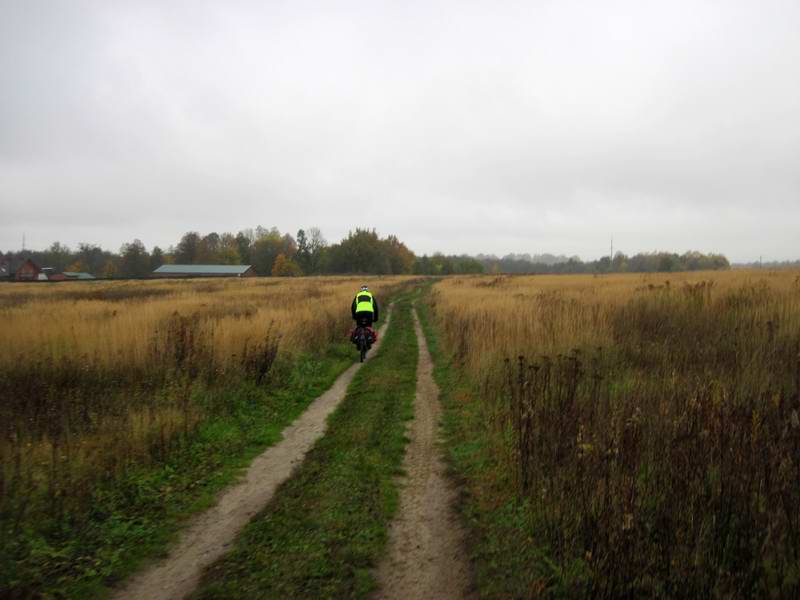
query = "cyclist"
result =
(351, 285, 379, 346)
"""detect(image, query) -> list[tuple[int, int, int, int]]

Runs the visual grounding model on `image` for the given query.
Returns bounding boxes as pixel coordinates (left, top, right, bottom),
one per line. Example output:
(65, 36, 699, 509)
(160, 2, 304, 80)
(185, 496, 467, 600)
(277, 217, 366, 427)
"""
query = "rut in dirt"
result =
(112, 311, 392, 600)
(374, 308, 475, 600)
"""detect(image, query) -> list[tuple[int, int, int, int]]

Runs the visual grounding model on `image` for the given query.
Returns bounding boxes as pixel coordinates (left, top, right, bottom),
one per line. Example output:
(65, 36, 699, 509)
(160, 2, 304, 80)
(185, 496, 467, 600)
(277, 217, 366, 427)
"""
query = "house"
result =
(152, 264, 257, 278)
(8, 260, 90, 281)
(15, 259, 43, 281)
(63, 272, 96, 280)
(1, 257, 28, 279)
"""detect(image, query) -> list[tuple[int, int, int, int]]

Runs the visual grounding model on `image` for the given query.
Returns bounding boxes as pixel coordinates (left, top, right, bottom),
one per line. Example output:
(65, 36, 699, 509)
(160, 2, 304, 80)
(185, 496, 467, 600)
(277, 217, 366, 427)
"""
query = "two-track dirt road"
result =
(114, 314, 394, 600)
(114, 303, 473, 599)
(373, 309, 475, 600)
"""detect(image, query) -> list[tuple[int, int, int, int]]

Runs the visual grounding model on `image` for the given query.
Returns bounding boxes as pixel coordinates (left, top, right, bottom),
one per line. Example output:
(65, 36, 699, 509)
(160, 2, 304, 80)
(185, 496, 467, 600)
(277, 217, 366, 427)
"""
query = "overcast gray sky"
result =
(1, 0, 798, 261)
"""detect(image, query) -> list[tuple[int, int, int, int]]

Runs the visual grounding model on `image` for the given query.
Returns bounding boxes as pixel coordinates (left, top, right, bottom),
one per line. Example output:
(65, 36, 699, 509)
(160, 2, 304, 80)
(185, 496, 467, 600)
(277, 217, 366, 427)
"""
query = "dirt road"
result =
(374, 308, 475, 600)
(113, 312, 392, 600)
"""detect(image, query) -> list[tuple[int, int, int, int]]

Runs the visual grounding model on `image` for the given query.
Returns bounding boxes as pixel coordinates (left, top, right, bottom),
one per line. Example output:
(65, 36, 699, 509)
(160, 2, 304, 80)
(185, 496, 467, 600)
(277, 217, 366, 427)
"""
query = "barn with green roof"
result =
(152, 264, 256, 278)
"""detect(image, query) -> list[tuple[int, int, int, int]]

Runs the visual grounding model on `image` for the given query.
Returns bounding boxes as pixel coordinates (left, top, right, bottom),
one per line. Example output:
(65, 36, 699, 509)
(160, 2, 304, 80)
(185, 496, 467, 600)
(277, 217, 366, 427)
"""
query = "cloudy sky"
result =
(1, 0, 798, 261)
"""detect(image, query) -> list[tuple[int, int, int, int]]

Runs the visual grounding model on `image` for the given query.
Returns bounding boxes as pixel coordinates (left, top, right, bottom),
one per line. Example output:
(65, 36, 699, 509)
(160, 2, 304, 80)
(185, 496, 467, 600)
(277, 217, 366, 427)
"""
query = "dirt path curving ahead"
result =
(374, 308, 475, 600)
(113, 311, 392, 600)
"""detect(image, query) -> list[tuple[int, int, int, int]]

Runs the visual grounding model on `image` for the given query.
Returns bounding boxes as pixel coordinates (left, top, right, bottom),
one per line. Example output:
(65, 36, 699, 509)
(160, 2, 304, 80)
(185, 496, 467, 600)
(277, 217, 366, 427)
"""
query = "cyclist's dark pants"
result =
(354, 312, 374, 327)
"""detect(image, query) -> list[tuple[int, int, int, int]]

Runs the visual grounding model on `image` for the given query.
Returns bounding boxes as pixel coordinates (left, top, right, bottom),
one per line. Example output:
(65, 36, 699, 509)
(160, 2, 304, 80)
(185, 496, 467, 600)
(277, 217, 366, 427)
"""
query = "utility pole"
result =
(610, 236, 614, 272)
(22, 233, 26, 252)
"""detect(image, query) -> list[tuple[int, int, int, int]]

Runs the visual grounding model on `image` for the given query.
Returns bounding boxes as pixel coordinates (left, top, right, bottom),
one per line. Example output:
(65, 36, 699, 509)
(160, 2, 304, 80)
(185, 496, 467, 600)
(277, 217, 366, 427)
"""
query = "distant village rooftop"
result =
(152, 264, 256, 277)
(64, 272, 96, 280)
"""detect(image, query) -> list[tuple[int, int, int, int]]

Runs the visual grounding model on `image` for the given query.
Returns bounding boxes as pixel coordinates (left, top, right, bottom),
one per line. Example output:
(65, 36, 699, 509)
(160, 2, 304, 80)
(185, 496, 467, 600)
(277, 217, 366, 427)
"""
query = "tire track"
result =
(374, 308, 475, 600)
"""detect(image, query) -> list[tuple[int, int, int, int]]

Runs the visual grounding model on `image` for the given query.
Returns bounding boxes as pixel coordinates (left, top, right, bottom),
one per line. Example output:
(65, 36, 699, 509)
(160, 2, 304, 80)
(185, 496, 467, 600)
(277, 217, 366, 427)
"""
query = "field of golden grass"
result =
(428, 269, 800, 597)
(0, 276, 405, 371)
(0, 276, 411, 531)
(434, 269, 800, 370)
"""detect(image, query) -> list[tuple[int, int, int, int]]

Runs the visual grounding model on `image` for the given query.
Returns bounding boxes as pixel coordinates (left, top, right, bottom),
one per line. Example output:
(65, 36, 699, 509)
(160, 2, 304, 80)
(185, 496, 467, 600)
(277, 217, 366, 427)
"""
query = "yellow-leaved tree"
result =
(271, 253, 303, 277)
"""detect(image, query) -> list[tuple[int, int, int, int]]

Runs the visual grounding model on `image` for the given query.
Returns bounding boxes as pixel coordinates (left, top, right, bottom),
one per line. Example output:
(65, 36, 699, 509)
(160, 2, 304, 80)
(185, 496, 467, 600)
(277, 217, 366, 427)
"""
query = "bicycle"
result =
(352, 316, 375, 363)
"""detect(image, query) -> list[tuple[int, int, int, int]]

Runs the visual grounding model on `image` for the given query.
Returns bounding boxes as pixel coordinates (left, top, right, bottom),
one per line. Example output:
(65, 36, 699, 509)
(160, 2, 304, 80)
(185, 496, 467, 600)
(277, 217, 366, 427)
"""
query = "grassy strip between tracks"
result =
(193, 296, 418, 600)
(416, 294, 556, 598)
(2, 342, 362, 600)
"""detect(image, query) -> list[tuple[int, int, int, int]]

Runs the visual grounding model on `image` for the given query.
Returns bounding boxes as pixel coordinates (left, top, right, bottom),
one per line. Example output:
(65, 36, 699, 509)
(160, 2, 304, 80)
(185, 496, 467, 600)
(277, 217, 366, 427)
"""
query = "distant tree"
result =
(102, 258, 118, 278)
(296, 229, 311, 272)
(385, 235, 415, 274)
(432, 253, 454, 275)
(76, 243, 109, 274)
(627, 253, 651, 273)
(218, 233, 242, 265)
(563, 258, 579, 273)
(120, 239, 150, 277)
(163, 246, 176, 264)
(150, 246, 165, 271)
(42, 241, 73, 271)
(326, 229, 378, 273)
(66, 260, 84, 272)
(710, 253, 730, 270)
(271, 253, 303, 277)
(218, 246, 241, 265)
(306, 227, 327, 274)
(597, 256, 612, 273)
(456, 256, 484, 273)
(251, 229, 285, 275)
(175, 232, 201, 264)
(198, 232, 221, 263)
(413, 254, 431, 275)
(235, 231, 252, 263)
(658, 253, 679, 272)
(323, 229, 419, 274)
(328, 229, 381, 273)
(612, 252, 628, 272)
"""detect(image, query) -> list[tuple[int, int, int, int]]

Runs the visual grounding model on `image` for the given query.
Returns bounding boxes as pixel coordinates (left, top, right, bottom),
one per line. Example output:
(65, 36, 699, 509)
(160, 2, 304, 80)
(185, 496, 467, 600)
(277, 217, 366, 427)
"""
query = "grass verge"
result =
(416, 295, 559, 598)
(193, 296, 418, 600)
(2, 343, 360, 600)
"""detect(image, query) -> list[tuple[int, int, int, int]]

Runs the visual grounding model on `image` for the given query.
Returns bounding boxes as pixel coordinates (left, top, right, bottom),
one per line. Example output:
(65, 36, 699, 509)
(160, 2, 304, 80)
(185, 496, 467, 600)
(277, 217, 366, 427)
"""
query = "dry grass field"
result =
(428, 270, 800, 596)
(4, 270, 800, 597)
(0, 276, 409, 542)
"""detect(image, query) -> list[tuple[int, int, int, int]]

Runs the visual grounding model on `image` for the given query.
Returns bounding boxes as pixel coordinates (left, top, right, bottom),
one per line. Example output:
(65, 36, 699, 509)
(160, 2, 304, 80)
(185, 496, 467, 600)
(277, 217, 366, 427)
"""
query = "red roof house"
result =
(15, 259, 43, 281)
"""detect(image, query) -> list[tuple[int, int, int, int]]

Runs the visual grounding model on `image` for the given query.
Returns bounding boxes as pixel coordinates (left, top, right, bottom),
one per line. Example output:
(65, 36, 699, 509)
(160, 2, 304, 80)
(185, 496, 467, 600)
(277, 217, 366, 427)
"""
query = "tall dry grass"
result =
(0, 277, 401, 369)
(429, 270, 800, 597)
(0, 276, 409, 530)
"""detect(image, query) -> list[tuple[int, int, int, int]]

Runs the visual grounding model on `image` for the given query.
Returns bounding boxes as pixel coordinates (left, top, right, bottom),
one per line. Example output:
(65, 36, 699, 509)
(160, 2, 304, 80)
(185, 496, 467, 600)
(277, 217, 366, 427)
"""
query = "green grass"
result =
(415, 296, 561, 598)
(1, 342, 361, 600)
(193, 296, 419, 600)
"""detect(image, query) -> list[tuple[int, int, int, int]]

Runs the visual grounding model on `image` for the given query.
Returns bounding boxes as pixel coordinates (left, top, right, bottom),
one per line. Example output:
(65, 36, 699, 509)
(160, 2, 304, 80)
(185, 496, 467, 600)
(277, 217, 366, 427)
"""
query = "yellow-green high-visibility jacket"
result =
(351, 290, 379, 321)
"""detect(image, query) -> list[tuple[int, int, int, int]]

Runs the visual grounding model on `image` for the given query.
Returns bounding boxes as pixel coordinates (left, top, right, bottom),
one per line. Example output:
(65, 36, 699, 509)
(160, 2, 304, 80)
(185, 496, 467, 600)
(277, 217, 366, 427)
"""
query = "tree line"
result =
(2, 230, 734, 278)
(478, 250, 730, 274)
(733, 259, 800, 269)
(1, 228, 423, 278)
